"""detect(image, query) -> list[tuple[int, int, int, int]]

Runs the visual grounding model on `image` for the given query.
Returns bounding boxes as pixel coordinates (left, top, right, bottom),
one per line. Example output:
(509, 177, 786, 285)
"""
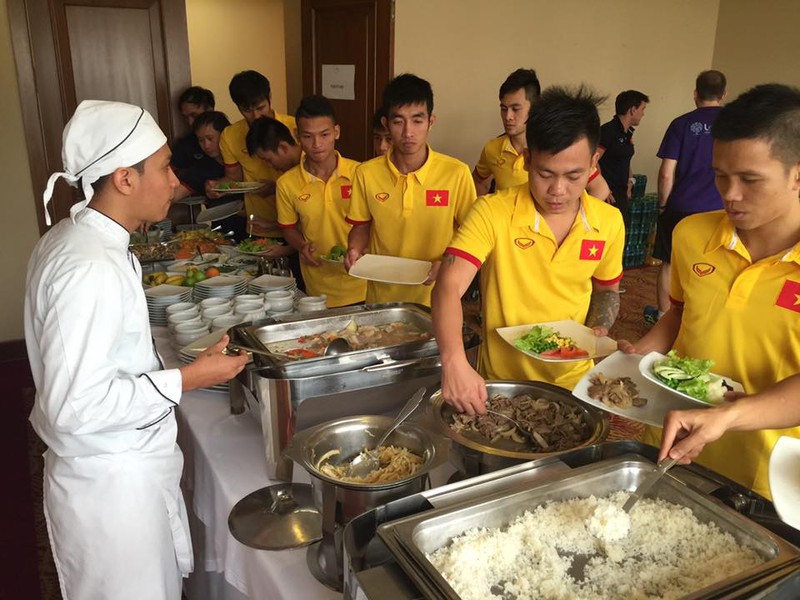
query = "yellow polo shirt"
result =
(642, 211, 800, 499)
(219, 113, 297, 224)
(446, 185, 624, 389)
(346, 147, 476, 306)
(474, 135, 526, 191)
(276, 153, 366, 307)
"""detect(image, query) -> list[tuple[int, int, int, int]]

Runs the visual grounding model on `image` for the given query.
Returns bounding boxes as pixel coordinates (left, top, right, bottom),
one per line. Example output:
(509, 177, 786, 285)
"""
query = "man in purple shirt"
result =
(645, 70, 727, 324)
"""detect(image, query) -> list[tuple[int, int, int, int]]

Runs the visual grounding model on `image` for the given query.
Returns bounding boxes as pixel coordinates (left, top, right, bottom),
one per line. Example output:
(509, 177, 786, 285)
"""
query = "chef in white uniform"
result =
(24, 100, 249, 600)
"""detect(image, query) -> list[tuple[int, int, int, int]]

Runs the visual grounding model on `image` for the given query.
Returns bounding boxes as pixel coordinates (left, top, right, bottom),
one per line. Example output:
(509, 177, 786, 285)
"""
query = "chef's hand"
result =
(423, 260, 442, 285)
(180, 335, 248, 391)
(344, 248, 363, 271)
(659, 405, 736, 465)
(441, 358, 488, 416)
(300, 242, 322, 267)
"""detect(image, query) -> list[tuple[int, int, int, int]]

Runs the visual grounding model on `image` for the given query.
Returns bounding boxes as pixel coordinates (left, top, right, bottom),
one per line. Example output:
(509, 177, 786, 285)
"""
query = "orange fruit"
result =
(205, 267, 220, 278)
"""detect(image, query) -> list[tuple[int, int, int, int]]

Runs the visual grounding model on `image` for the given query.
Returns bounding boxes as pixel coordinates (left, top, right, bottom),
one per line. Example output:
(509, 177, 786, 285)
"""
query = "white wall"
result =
(394, 0, 722, 192)
(185, 0, 290, 119)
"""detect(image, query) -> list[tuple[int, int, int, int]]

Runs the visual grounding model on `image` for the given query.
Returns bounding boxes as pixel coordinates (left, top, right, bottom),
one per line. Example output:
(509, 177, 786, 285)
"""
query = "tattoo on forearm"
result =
(586, 290, 620, 330)
(443, 254, 456, 265)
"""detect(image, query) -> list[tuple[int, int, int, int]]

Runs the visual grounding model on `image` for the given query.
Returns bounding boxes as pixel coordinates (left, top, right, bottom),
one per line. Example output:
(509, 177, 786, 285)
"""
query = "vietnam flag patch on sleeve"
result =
(775, 279, 800, 313)
(426, 189, 449, 206)
(579, 239, 605, 260)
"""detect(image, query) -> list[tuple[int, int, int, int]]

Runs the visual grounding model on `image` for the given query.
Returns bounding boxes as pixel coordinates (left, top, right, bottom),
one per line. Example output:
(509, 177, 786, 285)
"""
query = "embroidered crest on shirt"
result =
(514, 238, 535, 249)
(692, 262, 715, 277)
(375, 192, 389, 202)
(341, 185, 352, 199)
(297, 193, 311, 202)
(579, 239, 605, 260)
(775, 279, 800, 313)
(426, 190, 449, 206)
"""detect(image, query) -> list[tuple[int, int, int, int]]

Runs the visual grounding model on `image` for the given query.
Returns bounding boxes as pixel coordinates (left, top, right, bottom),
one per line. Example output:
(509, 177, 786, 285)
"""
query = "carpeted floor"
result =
(12, 265, 659, 600)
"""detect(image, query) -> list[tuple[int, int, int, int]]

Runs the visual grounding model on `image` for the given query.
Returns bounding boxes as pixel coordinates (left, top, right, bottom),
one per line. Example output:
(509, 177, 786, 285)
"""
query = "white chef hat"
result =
(42, 99, 167, 225)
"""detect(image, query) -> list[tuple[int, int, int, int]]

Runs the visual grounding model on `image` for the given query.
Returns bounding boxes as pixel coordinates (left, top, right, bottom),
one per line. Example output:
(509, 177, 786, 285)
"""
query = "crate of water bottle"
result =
(631, 174, 648, 200)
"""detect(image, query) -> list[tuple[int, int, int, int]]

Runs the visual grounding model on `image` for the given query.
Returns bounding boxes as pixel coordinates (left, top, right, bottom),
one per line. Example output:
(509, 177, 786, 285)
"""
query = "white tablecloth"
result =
(154, 329, 339, 600)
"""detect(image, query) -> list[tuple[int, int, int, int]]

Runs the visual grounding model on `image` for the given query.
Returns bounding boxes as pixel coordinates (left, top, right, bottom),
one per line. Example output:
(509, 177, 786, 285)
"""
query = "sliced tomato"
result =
(539, 347, 589, 359)
(285, 348, 320, 359)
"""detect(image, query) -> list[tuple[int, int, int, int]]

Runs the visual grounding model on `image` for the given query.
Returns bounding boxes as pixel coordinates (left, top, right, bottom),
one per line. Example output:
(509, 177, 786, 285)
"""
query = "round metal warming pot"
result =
(431, 380, 609, 477)
(284, 414, 450, 523)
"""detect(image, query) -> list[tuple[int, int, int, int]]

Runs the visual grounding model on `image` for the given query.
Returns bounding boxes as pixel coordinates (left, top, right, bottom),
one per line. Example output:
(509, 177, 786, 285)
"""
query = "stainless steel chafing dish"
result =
(342, 441, 800, 600)
(229, 303, 480, 480)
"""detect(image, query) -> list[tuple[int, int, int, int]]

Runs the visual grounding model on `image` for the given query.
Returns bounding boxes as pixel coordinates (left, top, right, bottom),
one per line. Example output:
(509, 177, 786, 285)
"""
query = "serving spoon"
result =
(323, 337, 353, 356)
(485, 409, 534, 442)
(346, 387, 427, 478)
(622, 456, 678, 513)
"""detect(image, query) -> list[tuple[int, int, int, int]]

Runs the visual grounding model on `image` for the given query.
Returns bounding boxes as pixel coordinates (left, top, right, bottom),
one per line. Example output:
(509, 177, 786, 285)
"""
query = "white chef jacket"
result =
(25, 206, 191, 600)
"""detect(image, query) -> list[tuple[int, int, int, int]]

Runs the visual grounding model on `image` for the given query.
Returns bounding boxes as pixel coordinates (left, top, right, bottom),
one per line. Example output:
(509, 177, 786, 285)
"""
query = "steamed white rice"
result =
(427, 492, 763, 600)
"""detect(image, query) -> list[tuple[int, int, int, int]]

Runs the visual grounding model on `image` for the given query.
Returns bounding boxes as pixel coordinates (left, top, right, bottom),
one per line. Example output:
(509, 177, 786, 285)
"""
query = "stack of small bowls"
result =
(265, 290, 294, 317)
(295, 295, 328, 313)
(199, 298, 243, 331)
(232, 294, 269, 323)
(166, 303, 210, 347)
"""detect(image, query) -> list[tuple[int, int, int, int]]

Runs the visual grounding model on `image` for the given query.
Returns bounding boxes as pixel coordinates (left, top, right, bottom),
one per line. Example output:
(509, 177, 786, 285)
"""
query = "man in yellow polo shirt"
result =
(345, 74, 476, 307)
(206, 70, 297, 234)
(619, 84, 800, 499)
(473, 68, 610, 200)
(276, 95, 366, 307)
(433, 86, 624, 415)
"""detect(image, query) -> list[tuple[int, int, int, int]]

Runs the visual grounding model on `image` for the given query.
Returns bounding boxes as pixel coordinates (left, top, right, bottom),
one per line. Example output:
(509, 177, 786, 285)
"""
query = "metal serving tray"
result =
(377, 455, 800, 600)
(231, 303, 466, 378)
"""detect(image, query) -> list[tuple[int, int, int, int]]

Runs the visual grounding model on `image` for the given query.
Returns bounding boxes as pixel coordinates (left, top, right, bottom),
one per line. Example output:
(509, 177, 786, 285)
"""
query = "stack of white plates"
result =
(193, 275, 247, 301)
(177, 329, 232, 393)
(145, 284, 193, 325)
(248, 274, 297, 295)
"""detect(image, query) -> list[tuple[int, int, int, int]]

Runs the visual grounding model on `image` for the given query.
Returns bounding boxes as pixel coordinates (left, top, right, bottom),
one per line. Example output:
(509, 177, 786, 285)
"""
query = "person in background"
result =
(206, 70, 297, 236)
(172, 111, 247, 240)
(598, 89, 649, 227)
(473, 68, 610, 200)
(276, 95, 366, 306)
(247, 117, 302, 175)
(345, 74, 477, 307)
(620, 84, 800, 499)
(26, 100, 248, 599)
(171, 85, 215, 173)
(433, 86, 624, 415)
(372, 106, 392, 157)
(644, 71, 726, 326)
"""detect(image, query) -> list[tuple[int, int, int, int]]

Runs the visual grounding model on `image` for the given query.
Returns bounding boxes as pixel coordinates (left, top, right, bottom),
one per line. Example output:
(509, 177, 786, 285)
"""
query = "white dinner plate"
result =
(638, 351, 745, 406)
(348, 254, 432, 285)
(212, 181, 261, 194)
(572, 351, 706, 427)
(197, 200, 243, 223)
(179, 328, 229, 357)
(144, 284, 193, 298)
(497, 320, 617, 363)
(320, 256, 345, 265)
(769, 436, 800, 530)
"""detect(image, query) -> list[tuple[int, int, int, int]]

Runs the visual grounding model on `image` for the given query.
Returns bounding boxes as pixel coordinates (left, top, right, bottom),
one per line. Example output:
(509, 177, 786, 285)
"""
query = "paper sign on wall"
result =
(321, 64, 355, 100)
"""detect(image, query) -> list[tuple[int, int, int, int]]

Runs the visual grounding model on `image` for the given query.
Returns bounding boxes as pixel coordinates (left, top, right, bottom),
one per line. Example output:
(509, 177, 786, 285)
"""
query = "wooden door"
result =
(301, 0, 394, 162)
(8, 0, 191, 232)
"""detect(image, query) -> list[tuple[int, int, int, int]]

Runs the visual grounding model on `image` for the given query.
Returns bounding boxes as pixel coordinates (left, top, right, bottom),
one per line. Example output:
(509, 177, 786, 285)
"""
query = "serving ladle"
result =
(622, 456, 678, 513)
(323, 337, 353, 356)
(346, 387, 427, 478)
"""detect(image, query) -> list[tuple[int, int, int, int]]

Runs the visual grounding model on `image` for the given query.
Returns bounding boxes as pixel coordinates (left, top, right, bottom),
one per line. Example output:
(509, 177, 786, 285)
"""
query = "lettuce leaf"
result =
(653, 350, 720, 403)
(514, 325, 558, 354)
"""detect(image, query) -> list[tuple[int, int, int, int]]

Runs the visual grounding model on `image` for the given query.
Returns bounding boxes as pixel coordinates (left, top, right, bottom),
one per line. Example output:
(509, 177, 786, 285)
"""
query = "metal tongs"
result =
(622, 456, 678, 513)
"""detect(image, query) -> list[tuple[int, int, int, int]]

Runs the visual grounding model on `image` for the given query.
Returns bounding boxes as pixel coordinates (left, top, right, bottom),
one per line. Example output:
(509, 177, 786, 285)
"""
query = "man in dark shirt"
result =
(598, 90, 649, 227)
(170, 86, 216, 172)
(645, 70, 726, 324)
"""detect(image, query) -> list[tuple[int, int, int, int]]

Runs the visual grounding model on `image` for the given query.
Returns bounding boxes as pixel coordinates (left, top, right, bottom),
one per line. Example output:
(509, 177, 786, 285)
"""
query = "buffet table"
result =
(154, 329, 339, 600)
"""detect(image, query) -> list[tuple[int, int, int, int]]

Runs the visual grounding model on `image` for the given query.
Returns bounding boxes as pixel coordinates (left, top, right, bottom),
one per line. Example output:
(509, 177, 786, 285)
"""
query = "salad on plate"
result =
(322, 244, 347, 262)
(513, 325, 589, 359)
(651, 351, 730, 404)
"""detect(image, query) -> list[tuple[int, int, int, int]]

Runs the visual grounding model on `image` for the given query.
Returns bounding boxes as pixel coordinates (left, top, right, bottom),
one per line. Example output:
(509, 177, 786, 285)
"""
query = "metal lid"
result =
(227, 483, 322, 550)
